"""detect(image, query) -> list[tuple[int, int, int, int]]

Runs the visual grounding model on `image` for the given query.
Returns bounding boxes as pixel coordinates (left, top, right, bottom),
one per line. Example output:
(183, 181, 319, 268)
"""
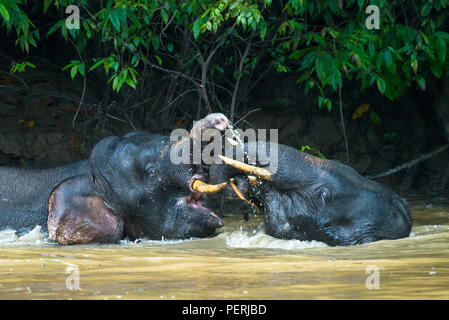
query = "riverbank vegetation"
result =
(1, 0, 449, 192)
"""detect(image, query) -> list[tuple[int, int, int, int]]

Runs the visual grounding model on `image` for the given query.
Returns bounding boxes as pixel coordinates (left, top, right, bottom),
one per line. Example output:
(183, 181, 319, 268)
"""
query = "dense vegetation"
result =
(1, 0, 448, 132)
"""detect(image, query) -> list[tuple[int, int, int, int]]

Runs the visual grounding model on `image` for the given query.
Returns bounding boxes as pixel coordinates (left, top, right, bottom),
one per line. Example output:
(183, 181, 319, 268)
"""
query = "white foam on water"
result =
(119, 237, 197, 247)
(219, 230, 328, 250)
(0, 226, 48, 246)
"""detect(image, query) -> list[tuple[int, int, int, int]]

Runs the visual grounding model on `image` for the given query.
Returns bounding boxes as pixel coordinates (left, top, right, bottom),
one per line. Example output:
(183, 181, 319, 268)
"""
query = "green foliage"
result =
(300, 145, 326, 159)
(62, 60, 85, 79)
(0, 0, 39, 52)
(1, 0, 449, 104)
(10, 61, 36, 73)
(284, 0, 449, 105)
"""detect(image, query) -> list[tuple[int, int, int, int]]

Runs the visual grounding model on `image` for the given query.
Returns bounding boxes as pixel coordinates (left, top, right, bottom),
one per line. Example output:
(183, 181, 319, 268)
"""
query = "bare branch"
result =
(368, 144, 449, 179)
(230, 37, 252, 123)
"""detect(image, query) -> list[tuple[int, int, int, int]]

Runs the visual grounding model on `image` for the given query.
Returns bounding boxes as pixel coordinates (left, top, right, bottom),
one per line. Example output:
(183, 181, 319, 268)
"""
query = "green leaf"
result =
(430, 60, 443, 78)
(383, 50, 396, 73)
(44, 0, 54, 13)
(89, 59, 105, 72)
(77, 63, 85, 76)
(318, 96, 325, 109)
(206, 21, 212, 31)
(112, 75, 119, 91)
(259, 20, 267, 40)
(109, 10, 121, 32)
(383, 72, 405, 100)
(376, 77, 386, 94)
(61, 63, 73, 71)
(411, 59, 418, 73)
(47, 21, 62, 37)
(215, 65, 224, 74)
(421, 3, 432, 16)
(315, 54, 333, 83)
(160, 9, 169, 24)
(127, 12, 142, 29)
(193, 19, 201, 40)
(318, 96, 332, 111)
(289, 47, 314, 60)
(116, 75, 126, 92)
(70, 65, 78, 79)
(416, 76, 426, 90)
(126, 76, 136, 89)
(383, 132, 397, 140)
(369, 111, 381, 126)
(25, 62, 36, 68)
(155, 55, 162, 66)
(435, 36, 447, 63)
(0, 3, 10, 22)
(435, 31, 449, 41)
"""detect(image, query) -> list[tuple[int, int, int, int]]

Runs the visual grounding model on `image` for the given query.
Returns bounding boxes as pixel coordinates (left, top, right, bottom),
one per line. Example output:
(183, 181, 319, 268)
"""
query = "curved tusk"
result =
(229, 178, 260, 211)
(247, 175, 258, 186)
(192, 179, 227, 194)
(218, 155, 272, 181)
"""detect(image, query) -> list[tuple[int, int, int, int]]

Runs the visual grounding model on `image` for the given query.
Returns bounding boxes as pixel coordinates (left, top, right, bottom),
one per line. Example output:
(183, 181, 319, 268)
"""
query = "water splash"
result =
(119, 237, 197, 247)
(227, 123, 244, 147)
(0, 226, 47, 246)
(219, 230, 327, 250)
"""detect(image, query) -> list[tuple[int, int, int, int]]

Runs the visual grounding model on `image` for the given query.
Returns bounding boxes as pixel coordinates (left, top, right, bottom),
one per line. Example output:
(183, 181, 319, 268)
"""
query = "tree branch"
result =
(368, 144, 449, 179)
(230, 37, 252, 123)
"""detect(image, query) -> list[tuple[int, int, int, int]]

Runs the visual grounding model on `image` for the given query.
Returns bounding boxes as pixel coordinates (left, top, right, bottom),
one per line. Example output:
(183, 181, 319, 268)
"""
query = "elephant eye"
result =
(318, 186, 331, 202)
(145, 163, 158, 176)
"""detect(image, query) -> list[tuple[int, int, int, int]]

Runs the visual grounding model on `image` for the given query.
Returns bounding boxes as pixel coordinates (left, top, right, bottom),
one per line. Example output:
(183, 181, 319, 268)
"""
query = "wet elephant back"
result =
(0, 160, 89, 232)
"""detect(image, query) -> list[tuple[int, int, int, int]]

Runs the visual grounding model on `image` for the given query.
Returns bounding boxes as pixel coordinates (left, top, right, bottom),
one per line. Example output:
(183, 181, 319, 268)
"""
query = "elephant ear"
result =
(47, 175, 124, 245)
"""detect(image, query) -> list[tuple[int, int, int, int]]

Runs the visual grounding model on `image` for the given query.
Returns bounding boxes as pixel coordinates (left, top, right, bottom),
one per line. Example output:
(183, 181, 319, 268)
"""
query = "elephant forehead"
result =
(137, 142, 169, 163)
(114, 140, 159, 165)
(111, 144, 139, 168)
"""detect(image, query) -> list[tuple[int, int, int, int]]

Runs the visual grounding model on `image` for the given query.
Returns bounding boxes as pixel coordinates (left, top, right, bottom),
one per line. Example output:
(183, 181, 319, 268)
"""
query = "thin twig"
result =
(0, 71, 29, 88)
(232, 108, 262, 127)
(155, 88, 198, 114)
(200, 22, 238, 113)
(368, 144, 449, 179)
(68, 38, 87, 128)
(339, 87, 349, 162)
(230, 37, 252, 123)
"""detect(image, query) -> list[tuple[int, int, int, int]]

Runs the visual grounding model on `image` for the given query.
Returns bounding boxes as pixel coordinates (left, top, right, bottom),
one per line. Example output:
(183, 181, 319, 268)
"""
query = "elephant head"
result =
(47, 114, 229, 245)
(210, 141, 413, 246)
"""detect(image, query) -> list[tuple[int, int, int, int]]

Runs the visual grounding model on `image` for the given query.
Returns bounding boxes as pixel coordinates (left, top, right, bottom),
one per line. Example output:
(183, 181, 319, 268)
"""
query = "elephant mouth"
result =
(185, 192, 223, 225)
(184, 174, 223, 225)
(184, 174, 222, 218)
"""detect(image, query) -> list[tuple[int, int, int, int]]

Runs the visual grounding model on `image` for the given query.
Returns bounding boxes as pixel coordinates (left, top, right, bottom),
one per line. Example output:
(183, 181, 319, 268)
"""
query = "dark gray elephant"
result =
(209, 141, 413, 246)
(0, 114, 228, 245)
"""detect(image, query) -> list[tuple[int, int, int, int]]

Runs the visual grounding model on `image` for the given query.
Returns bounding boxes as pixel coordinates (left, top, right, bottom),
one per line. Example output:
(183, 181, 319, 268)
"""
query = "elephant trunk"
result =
(211, 142, 311, 191)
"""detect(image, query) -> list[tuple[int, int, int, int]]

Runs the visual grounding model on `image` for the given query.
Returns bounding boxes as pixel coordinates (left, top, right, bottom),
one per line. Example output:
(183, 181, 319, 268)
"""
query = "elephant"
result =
(209, 141, 413, 246)
(0, 114, 229, 245)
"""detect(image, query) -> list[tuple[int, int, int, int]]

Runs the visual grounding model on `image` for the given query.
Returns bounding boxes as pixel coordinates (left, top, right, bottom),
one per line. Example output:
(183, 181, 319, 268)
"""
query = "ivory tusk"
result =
(229, 178, 260, 211)
(192, 179, 227, 194)
(218, 155, 272, 181)
(247, 175, 258, 186)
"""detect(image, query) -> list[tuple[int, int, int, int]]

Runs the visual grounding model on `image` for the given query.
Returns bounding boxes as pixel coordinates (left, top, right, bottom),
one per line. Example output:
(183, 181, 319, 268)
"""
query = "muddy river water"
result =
(0, 194, 448, 299)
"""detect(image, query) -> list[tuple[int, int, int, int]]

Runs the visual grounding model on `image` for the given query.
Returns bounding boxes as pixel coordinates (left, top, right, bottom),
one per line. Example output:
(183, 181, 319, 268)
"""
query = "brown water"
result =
(0, 195, 448, 300)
